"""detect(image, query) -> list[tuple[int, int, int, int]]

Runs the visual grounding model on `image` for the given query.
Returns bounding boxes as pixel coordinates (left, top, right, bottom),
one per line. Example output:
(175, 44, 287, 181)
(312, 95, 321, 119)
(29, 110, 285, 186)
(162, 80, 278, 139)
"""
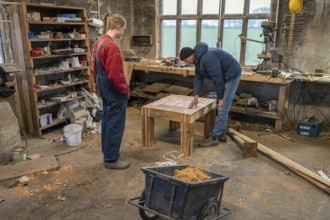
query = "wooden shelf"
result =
(34, 67, 88, 76)
(30, 38, 87, 42)
(32, 53, 88, 60)
(37, 96, 84, 109)
(28, 21, 85, 25)
(36, 80, 89, 93)
(24, 3, 86, 10)
(18, 3, 93, 137)
(230, 106, 279, 119)
(40, 118, 67, 131)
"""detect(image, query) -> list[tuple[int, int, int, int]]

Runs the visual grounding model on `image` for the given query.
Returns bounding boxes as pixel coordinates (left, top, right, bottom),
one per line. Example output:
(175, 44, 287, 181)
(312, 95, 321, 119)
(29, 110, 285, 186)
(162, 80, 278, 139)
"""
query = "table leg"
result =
(181, 115, 193, 156)
(169, 120, 180, 131)
(142, 107, 154, 147)
(204, 109, 216, 137)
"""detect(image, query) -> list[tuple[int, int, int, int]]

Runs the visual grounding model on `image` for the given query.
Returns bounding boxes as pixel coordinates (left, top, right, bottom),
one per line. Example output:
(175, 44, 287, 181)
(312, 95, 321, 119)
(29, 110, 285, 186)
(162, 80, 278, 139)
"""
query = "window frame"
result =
(157, 0, 275, 65)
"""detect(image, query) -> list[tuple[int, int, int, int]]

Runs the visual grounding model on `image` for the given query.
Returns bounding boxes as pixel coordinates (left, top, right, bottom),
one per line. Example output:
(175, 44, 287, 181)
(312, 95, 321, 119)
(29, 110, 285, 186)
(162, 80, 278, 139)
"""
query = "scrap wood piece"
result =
(228, 128, 330, 192)
(0, 156, 59, 182)
(228, 131, 257, 158)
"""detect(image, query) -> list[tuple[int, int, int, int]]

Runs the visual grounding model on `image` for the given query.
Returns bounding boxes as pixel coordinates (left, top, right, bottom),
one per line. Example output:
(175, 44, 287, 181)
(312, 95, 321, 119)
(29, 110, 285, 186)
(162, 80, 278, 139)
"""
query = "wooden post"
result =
(228, 129, 257, 158)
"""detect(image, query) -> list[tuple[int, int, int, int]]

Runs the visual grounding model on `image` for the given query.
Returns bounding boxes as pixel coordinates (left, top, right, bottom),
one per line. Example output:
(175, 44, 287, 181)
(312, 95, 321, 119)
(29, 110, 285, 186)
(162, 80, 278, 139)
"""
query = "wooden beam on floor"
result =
(228, 128, 330, 193)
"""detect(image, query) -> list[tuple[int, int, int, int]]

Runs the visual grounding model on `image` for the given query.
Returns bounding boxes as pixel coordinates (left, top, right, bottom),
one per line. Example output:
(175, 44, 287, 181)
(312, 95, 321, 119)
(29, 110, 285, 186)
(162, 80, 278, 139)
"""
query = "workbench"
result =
(141, 94, 217, 156)
(130, 62, 294, 131)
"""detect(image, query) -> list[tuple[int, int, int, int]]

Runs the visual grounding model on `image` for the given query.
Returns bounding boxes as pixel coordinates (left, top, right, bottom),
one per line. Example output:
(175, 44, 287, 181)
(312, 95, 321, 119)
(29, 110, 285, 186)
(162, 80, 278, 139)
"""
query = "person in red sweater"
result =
(93, 14, 130, 169)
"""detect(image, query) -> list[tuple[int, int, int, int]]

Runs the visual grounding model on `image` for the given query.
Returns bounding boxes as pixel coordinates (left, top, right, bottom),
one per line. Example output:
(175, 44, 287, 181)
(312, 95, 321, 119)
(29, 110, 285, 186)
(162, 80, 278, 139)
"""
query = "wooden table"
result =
(130, 62, 294, 131)
(141, 94, 217, 156)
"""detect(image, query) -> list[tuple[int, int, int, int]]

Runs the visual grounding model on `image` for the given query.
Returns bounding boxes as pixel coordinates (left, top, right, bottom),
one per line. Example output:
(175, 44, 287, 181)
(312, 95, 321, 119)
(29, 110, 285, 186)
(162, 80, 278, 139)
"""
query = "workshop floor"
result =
(0, 107, 329, 220)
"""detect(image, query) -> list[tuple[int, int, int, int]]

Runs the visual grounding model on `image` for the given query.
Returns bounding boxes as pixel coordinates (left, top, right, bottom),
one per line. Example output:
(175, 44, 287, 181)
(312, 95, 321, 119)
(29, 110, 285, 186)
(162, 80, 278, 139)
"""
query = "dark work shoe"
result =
(218, 133, 227, 142)
(104, 159, 130, 170)
(199, 136, 220, 147)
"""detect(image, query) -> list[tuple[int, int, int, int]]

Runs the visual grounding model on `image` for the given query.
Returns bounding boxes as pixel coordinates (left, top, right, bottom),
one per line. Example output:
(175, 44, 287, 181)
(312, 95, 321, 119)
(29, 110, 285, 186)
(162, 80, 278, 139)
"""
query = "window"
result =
(180, 20, 197, 48)
(158, 0, 274, 65)
(201, 20, 218, 47)
(161, 20, 176, 58)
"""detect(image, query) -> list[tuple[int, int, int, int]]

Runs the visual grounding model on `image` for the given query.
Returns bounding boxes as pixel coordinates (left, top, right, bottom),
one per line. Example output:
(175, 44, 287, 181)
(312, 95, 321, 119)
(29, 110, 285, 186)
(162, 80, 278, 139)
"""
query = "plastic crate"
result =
(141, 165, 229, 219)
(297, 119, 324, 137)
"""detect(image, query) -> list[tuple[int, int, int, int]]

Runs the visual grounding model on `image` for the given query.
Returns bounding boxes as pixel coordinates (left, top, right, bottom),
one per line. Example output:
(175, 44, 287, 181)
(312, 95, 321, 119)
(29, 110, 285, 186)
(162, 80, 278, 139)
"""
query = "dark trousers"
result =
(100, 93, 129, 162)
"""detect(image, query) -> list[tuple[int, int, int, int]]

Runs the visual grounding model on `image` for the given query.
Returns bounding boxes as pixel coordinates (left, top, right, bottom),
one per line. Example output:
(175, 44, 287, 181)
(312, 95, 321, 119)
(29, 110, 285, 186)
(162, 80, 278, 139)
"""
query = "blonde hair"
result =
(108, 13, 127, 30)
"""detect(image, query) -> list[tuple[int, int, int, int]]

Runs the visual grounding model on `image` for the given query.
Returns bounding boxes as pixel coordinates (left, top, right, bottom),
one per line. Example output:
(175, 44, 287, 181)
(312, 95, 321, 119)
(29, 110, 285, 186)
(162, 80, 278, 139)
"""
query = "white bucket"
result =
(63, 124, 82, 147)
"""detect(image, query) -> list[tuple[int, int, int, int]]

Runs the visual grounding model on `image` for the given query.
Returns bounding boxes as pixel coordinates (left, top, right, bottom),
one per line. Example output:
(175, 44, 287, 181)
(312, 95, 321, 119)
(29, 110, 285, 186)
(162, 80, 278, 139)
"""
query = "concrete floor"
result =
(0, 106, 329, 220)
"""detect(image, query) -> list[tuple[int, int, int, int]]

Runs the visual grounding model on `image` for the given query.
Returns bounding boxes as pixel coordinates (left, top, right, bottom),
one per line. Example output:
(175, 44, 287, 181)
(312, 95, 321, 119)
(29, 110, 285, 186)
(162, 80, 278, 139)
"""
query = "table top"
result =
(142, 94, 217, 122)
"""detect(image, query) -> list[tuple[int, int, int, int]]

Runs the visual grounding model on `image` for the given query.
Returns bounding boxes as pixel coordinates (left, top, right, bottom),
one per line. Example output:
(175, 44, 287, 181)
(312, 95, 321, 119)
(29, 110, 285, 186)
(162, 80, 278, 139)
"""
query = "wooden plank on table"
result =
(0, 156, 59, 181)
(228, 128, 330, 191)
(133, 63, 195, 76)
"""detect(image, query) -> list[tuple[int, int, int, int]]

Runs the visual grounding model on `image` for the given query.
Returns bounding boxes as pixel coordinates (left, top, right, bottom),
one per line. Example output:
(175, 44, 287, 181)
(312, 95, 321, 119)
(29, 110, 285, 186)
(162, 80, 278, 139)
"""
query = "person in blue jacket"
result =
(180, 42, 242, 147)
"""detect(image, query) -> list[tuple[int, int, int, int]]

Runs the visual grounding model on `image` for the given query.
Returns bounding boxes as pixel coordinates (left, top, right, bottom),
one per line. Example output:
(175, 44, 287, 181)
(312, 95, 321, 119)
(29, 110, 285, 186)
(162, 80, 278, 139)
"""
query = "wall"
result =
(276, 0, 330, 125)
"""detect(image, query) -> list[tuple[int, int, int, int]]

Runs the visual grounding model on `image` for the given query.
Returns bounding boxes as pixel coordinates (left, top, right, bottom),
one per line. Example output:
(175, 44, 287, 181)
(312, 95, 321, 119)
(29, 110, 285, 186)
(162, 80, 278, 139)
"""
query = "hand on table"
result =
(188, 96, 199, 109)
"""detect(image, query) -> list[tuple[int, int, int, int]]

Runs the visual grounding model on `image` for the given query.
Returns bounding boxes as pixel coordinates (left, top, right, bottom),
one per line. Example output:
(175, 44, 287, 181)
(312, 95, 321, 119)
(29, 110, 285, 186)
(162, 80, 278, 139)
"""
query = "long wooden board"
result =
(228, 128, 330, 191)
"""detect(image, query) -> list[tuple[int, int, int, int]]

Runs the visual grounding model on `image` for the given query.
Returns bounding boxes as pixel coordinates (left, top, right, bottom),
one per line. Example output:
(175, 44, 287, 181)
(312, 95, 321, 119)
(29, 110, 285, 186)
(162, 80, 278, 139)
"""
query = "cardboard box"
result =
(27, 12, 41, 22)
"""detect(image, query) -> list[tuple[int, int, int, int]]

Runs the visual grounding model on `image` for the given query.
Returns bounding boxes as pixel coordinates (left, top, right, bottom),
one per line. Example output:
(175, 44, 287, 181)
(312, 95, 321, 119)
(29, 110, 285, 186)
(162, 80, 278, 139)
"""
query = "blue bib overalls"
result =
(95, 41, 129, 162)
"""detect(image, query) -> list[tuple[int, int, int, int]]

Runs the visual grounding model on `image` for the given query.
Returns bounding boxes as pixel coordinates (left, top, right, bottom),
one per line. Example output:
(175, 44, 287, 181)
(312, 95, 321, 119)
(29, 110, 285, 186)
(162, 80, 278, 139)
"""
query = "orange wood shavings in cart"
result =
(173, 167, 211, 182)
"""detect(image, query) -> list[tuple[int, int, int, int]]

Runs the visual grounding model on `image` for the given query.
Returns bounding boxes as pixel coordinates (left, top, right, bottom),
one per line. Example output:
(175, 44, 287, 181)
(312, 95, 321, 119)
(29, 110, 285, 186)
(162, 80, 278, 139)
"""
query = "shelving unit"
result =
(19, 3, 93, 137)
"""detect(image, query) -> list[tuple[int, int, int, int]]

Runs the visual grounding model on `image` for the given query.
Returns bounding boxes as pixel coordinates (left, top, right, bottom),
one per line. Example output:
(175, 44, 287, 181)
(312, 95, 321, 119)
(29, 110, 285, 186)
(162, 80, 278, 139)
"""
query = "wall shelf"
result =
(20, 3, 93, 137)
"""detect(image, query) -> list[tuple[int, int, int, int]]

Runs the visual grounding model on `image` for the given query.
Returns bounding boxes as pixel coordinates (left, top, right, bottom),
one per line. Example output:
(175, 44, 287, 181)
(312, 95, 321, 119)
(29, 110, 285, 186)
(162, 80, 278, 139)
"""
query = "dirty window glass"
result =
(162, 0, 177, 15)
(161, 20, 177, 57)
(203, 0, 220, 14)
(245, 19, 268, 65)
(201, 20, 218, 47)
(222, 19, 242, 60)
(224, 0, 244, 14)
(249, 0, 271, 14)
(181, 20, 197, 48)
(182, 0, 197, 15)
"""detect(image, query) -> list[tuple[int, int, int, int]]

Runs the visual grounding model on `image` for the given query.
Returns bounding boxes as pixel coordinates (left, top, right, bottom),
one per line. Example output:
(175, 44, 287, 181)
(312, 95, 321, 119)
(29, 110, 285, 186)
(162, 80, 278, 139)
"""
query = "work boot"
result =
(198, 136, 220, 147)
(218, 132, 227, 142)
(104, 159, 130, 170)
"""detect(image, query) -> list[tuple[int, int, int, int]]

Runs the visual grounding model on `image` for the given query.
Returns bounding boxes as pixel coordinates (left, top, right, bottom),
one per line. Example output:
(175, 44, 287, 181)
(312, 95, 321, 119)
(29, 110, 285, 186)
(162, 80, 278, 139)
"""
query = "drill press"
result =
(256, 21, 278, 76)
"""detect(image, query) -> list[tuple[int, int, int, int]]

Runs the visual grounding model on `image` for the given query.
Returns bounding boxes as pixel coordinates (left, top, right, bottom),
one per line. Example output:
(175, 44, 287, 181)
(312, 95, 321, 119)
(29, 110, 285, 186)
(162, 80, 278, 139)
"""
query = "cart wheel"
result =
(139, 190, 158, 220)
(197, 198, 220, 220)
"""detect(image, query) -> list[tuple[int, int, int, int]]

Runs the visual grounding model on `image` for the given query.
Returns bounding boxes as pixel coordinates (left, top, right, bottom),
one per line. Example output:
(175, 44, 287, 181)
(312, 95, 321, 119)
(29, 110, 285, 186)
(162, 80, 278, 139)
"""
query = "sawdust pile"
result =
(173, 167, 211, 182)
(12, 165, 73, 197)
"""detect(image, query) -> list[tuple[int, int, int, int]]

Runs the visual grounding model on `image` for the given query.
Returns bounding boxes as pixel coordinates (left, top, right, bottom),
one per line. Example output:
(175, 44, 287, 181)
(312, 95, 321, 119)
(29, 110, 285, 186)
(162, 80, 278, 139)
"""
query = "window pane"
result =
(249, 0, 271, 14)
(161, 20, 177, 57)
(201, 20, 219, 48)
(203, 0, 220, 14)
(224, 0, 244, 14)
(182, 0, 197, 15)
(245, 19, 267, 65)
(162, 0, 177, 15)
(222, 19, 242, 61)
(181, 20, 197, 48)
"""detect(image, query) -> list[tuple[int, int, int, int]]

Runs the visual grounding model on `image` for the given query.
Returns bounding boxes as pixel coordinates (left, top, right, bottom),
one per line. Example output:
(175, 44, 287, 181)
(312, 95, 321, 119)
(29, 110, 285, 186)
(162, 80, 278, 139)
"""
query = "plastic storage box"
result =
(141, 165, 229, 219)
(297, 119, 324, 137)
